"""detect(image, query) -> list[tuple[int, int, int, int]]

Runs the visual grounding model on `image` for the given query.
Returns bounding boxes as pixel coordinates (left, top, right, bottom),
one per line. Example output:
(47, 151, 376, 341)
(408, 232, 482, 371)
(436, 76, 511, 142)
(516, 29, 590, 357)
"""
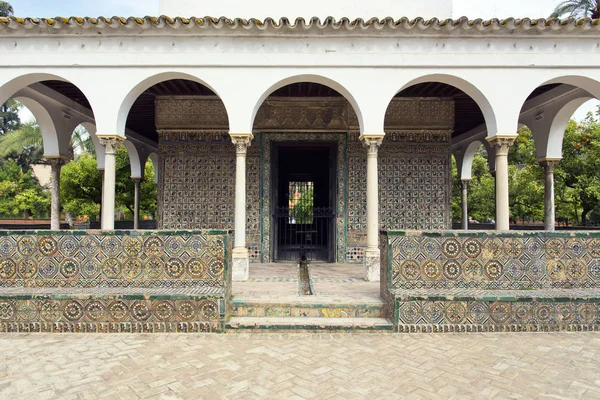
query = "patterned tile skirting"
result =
(0, 294, 226, 333)
(384, 231, 600, 289)
(0, 231, 231, 289)
(395, 299, 600, 333)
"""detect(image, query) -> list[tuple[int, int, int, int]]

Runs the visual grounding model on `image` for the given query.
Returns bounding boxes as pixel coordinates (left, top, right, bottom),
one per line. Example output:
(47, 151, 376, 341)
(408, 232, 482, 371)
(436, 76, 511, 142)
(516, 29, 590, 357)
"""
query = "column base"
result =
(232, 247, 250, 282)
(363, 249, 380, 282)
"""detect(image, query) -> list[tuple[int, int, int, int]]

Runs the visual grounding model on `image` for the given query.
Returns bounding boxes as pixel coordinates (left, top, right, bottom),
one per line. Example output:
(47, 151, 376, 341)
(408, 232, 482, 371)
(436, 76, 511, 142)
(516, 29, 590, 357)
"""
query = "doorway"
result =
(272, 143, 337, 262)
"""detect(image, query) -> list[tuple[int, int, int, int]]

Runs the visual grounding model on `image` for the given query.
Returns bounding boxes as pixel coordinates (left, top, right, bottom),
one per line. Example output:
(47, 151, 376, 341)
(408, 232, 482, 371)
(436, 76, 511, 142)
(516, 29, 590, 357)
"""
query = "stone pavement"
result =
(1, 332, 600, 399)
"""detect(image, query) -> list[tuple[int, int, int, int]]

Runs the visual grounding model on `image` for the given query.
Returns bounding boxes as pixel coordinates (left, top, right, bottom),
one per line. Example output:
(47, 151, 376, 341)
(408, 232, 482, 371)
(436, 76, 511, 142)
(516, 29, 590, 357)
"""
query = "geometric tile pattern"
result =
(387, 232, 600, 289)
(158, 132, 236, 231)
(395, 300, 600, 333)
(0, 231, 230, 288)
(0, 295, 224, 333)
(0, 231, 231, 333)
(346, 132, 452, 263)
(383, 231, 600, 332)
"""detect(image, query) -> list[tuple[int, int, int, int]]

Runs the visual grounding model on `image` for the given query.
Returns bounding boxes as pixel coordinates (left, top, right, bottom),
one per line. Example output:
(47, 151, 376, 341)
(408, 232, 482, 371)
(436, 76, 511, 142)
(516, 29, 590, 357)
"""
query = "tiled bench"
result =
(381, 231, 600, 333)
(0, 230, 232, 333)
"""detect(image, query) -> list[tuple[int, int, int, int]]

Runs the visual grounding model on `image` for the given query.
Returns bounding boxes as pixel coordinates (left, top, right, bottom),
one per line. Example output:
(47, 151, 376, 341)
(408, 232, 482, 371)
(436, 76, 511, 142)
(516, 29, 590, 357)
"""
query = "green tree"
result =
(0, 1, 14, 17)
(0, 121, 45, 169)
(0, 159, 49, 218)
(0, 99, 21, 135)
(555, 117, 600, 226)
(115, 147, 157, 219)
(551, 0, 600, 19)
(60, 154, 102, 219)
(61, 148, 157, 221)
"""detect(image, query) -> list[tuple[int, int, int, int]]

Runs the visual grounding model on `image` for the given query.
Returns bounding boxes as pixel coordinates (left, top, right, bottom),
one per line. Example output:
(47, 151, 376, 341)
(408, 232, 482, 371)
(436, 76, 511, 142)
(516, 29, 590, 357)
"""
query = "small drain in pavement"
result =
(298, 261, 314, 296)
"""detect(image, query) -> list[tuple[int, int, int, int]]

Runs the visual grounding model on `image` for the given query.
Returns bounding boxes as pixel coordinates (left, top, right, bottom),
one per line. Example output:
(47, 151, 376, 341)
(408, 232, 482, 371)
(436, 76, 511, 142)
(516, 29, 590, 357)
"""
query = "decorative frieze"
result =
(155, 97, 455, 131)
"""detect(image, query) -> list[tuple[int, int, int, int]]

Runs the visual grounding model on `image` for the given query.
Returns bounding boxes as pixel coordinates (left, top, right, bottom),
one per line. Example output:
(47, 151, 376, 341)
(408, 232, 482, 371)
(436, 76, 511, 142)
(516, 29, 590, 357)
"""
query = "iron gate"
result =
(274, 206, 335, 262)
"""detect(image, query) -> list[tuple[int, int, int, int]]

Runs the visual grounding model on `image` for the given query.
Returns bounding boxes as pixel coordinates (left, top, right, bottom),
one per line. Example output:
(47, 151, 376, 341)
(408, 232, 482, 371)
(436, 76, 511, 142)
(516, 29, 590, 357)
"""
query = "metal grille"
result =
(274, 206, 334, 262)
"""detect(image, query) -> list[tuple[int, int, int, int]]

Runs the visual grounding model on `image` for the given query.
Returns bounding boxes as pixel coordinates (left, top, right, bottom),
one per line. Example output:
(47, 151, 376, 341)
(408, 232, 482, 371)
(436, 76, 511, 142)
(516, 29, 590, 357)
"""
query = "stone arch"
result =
(389, 73, 498, 137)
(0, 72, 97, 123)
(78, 122, 106, 170)
(460, 140, 491, 180)
(11, 96, 64, 157)
(116, 71, 229, 136)
(250, 74, 364, 133)
(519, 75, 598, 160)
(123, 140, 143, 179)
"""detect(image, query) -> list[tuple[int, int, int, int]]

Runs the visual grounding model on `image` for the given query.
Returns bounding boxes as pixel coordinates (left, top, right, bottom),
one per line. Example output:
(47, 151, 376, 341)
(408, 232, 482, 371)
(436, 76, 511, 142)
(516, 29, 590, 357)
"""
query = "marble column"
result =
(461, 179, 470, 230)
(361, 134, 384, 282)
(487, 134, 517, 231)
(539, 158, 560, 231)
(47, 157, 66, 230)
(98, 136, 124, 230)
(230, 133, 253, 281)
(133, 178, 142, 230)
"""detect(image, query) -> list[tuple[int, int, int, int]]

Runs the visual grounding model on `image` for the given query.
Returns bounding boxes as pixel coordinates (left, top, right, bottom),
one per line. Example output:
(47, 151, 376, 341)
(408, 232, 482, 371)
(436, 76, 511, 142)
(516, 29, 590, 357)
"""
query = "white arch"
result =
(460, 141, 486, 181)
(249, 74, 364, 134)
(12, 96, 65, 157)
(116, 72, 228, 137)
(546, 97, 593, 159)
(77, 122, 107, 170)
(389, 74, 498, 137)
(123, 140, 143, 179)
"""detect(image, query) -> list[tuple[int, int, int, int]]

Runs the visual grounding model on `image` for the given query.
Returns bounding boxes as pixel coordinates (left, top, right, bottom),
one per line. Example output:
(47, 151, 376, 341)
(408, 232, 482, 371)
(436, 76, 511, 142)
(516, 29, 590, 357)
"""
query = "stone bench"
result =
(0, 230, 232, 333)
(381, 231, 600, 333)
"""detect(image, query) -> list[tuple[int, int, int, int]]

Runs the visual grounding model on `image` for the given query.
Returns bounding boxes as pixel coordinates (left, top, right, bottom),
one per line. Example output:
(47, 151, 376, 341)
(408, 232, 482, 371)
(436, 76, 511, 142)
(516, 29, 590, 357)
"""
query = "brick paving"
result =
(1, 332, 599, 399)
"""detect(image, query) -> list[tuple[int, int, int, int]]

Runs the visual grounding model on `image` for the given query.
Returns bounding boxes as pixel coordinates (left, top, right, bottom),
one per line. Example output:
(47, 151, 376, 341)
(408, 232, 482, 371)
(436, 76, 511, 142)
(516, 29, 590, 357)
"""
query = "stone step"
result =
(231, 298, 386, 318)
(226, 317, 394, 332)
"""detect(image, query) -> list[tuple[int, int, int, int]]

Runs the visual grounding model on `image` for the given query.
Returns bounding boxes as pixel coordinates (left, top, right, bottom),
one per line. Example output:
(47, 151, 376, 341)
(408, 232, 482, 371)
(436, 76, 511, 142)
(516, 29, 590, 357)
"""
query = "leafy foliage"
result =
(0, 1, 13, 18)
(61, 147, 157, 220)
(550, 0, 600, 19)
(0, 99, 21, 135)
(453, 113, 600, 227)
(0, 159, 49, 218)
(60, 154, 103, 220)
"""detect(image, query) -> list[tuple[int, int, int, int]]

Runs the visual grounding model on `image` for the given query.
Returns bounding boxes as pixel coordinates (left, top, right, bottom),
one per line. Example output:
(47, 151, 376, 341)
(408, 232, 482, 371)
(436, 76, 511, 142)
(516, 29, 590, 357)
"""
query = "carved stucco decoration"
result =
(155, 96, 455, 132)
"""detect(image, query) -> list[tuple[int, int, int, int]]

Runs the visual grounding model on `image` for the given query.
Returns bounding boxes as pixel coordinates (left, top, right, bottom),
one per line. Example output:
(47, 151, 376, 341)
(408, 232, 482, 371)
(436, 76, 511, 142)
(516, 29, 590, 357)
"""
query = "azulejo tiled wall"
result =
(156, 97, 455, 263)
(0, 231, 230, 288)
(346, 132, 452, 263)
(0, 230, 231, 333)
(381, 231, 600, 333)
(387, 231, 600, 289)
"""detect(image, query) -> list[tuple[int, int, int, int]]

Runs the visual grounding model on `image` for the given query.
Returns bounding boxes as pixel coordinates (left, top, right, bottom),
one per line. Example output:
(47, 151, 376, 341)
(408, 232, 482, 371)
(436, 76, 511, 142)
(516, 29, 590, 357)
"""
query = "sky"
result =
(11, 0, 599, 122)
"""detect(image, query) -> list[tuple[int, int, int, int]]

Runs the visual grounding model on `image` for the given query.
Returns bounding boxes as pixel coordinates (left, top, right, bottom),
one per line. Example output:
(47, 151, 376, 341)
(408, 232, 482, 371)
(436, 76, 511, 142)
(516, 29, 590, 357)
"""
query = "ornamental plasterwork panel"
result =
(155, 97, 454, 132)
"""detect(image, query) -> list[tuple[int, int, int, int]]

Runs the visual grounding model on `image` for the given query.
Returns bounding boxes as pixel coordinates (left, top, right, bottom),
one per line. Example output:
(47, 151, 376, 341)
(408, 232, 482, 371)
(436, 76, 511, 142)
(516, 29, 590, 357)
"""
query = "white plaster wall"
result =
(159, 0, 453, 20)
(1, 32, 600, 141)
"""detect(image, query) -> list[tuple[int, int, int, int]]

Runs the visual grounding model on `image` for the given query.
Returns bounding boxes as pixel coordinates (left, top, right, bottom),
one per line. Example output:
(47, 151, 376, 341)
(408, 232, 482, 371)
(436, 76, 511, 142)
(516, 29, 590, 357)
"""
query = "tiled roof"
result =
(0, 16, 598, 36)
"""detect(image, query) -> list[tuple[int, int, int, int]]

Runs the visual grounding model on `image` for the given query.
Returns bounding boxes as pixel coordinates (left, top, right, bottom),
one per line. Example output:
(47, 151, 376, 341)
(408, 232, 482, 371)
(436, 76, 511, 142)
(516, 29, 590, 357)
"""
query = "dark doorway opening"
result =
(272, 143, 336, 262)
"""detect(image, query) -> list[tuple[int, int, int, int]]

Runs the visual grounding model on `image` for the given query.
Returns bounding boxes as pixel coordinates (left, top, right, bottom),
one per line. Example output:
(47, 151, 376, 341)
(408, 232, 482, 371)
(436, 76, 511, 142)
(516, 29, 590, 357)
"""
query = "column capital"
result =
(360, 134, 385, 156)
(487, 134, 518, 157)
(98, 135, 125, 154)
(230, 133, 253, 155)
(461, 179, 471, 189)
(538, 158, 561, 173)
(131, 177, 143, 183)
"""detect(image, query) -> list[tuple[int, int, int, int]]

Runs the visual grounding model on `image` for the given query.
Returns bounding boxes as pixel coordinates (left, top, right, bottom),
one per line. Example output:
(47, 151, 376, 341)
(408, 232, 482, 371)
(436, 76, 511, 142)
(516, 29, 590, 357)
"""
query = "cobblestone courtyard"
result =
(1, 332, 599, 399)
